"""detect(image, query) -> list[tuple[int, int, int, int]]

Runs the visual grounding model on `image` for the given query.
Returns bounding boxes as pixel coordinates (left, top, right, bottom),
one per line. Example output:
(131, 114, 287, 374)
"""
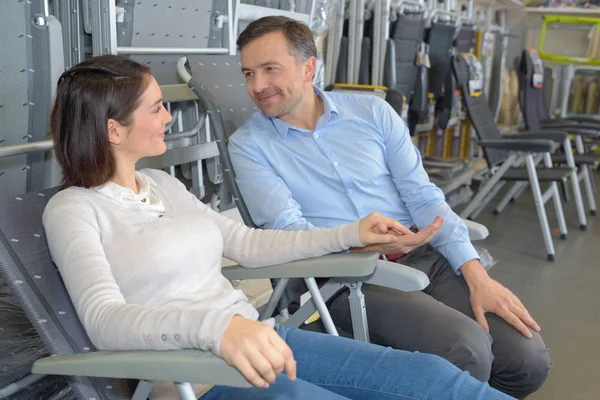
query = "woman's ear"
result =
(107, 119, 122, 145)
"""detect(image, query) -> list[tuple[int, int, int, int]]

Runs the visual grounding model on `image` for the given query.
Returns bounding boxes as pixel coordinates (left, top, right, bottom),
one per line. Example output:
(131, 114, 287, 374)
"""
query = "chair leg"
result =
(175, 382, 197, 400)
(525, 154, 556, 261)
(471, 182, 506, 220)
(132, 380, 154, 400)
(283, 281, 343, 328)
(345, 281, 370, 343)
(582, 165, 597, 216)
(460, 154, 518, 219)
(570, 167, 588, 230)
(494, 182, 527, 215)
(304, 278, 339, 336)
(259, 278, 289, 320)
(511, 181, 529, 203)
(559, 138, 587, 229)
(550, 181, 568, 239)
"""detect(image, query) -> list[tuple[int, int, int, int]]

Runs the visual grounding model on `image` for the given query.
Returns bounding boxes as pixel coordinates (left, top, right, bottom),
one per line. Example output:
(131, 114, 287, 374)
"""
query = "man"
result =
(228, 16, 551, 399)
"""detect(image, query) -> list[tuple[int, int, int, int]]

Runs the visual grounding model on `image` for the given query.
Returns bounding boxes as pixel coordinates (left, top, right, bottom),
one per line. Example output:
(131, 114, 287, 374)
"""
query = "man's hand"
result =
(460, 260, 541, 338)
(220, 316, 296, 388)
(353, 215, 444, 254)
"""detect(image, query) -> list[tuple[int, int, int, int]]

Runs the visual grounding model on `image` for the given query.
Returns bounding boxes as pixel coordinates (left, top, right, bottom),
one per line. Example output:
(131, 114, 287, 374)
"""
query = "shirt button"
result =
(146, 335, 152, 341)
(314, 133, 319, 138)
(161, 334, 167, 341)
(199, 338, 205, 345)
(333, 162, 339, 167)
(347, 189, 353, 194)
(141, 198, 147, 203)
(174, 334, 180, 341)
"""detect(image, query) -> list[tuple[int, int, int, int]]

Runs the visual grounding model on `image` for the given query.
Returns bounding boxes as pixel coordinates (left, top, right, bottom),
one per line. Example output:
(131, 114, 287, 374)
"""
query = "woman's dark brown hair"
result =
(50, 55, 151, 188)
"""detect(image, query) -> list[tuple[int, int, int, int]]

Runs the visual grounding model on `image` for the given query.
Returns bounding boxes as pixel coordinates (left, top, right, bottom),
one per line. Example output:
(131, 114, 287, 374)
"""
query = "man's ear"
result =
(107, 119, 122, 145)
(303, 56, 317, 83)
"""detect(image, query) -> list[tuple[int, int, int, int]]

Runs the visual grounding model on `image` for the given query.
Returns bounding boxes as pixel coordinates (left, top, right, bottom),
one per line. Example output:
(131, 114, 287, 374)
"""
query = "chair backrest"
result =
(454, 24, 477, 53)
(385, 11, 426, 101)
(452, 53, 508, 168)
(518, 48, 550, 131)
(0, 189, 135, 400)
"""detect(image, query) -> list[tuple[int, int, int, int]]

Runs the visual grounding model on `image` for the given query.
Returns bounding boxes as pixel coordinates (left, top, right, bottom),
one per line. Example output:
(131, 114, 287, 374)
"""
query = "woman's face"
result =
(109, 74, 172, 161)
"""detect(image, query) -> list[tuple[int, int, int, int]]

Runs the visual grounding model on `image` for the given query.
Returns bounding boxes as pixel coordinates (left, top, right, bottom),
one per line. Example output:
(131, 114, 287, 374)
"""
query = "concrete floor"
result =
(474, 176, 600, 400)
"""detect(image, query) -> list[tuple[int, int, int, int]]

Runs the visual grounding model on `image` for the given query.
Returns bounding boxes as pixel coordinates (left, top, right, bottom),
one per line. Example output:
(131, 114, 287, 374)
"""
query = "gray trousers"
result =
(327, 245, 551, 400)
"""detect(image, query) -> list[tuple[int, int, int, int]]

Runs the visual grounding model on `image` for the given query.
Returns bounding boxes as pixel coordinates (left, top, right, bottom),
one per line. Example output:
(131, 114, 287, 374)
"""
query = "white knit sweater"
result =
(42, 169, 362, 357)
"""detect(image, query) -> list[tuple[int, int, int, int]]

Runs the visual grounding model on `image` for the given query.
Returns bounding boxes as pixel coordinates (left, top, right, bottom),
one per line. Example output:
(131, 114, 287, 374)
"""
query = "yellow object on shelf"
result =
(539, 15, 600, 65)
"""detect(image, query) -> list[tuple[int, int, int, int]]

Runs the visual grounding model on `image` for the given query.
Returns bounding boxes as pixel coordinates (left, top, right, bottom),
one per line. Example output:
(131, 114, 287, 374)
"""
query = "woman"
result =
(43, 55, 513, 400)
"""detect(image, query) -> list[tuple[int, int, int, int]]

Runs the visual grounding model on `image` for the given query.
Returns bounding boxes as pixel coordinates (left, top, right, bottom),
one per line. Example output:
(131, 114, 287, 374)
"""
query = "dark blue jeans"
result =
(202, 326, 514, 399)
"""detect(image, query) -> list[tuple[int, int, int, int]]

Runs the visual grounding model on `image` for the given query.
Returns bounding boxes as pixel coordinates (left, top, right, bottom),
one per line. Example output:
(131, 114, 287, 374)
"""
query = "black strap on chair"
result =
(426, 19, 457, 131)
(436, 69, 456, 130)
(408, 42, 429, 135)
(519, 48, 551, 131)
(426, 21, 456, 98)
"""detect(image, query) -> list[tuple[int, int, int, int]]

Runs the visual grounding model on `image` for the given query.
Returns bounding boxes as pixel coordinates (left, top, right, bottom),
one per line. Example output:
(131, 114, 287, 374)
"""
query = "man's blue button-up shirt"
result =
(229, 87, 479, 272)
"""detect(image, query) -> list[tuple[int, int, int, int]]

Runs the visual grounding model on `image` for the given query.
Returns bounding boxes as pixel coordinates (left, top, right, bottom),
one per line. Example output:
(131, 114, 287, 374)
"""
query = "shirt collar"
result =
(270, 86, 339, 140)
(95, 171, 157, 203)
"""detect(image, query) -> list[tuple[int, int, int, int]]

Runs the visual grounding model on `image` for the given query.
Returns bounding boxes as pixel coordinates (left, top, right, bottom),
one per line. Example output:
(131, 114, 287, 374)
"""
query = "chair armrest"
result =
(543, 117, 600, 125)
(31, 350, 251, 388)
(544, 126, 600, 139)
(503, 131, 568, 143)
(358, 260, 430, 292)
(542, 121, 600, 132)
(222, 253, 379, 280)
(567, 116, 600, 124)
(476, 139, 557, 153)
(463, 219, 489, 241)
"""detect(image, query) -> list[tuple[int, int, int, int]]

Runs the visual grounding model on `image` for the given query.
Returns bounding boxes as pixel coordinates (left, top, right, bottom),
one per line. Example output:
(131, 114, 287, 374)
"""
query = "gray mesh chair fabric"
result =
(0, 189, 136, 400)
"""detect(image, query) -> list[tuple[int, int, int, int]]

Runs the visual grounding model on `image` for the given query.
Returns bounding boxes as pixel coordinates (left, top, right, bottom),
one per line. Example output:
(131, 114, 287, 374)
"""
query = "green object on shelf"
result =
(539, 15, 600, 65)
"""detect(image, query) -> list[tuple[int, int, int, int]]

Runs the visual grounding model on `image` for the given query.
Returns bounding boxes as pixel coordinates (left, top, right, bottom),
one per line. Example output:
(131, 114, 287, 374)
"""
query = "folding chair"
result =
(518, 49, 598, 218)
(177, 56, 489, 344)
(453, 53, 578, 261)
(175, 57, 433, 344)
(0, 184, 431, 399)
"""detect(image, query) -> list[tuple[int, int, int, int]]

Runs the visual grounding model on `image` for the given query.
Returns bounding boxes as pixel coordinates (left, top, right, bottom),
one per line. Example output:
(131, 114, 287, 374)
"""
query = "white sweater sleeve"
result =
(43, 193, 239, 353)
(180, 185, 365, 267)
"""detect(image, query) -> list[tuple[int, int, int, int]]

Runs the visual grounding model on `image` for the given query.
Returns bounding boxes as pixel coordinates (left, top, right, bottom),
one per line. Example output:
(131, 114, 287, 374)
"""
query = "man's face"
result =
(240, 31, 308, 118)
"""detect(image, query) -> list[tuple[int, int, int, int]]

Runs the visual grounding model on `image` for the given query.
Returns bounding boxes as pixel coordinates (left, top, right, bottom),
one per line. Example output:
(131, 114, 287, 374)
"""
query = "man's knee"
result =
(445, 321, 494, 382)
(490, 332, 551, 399)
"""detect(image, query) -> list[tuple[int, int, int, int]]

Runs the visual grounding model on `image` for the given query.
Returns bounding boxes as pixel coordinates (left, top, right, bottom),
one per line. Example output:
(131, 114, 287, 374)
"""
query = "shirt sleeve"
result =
(376, 99, 480, 272)
(43, 193, 239, 355)
(173, 179, 362, 267)
(228, 131, 316, 232)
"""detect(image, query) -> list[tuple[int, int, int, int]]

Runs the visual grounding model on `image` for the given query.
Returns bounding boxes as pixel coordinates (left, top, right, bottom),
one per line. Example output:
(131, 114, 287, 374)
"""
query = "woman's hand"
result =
(356, 213, 444, 254)
(220, 316, 296, 388)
